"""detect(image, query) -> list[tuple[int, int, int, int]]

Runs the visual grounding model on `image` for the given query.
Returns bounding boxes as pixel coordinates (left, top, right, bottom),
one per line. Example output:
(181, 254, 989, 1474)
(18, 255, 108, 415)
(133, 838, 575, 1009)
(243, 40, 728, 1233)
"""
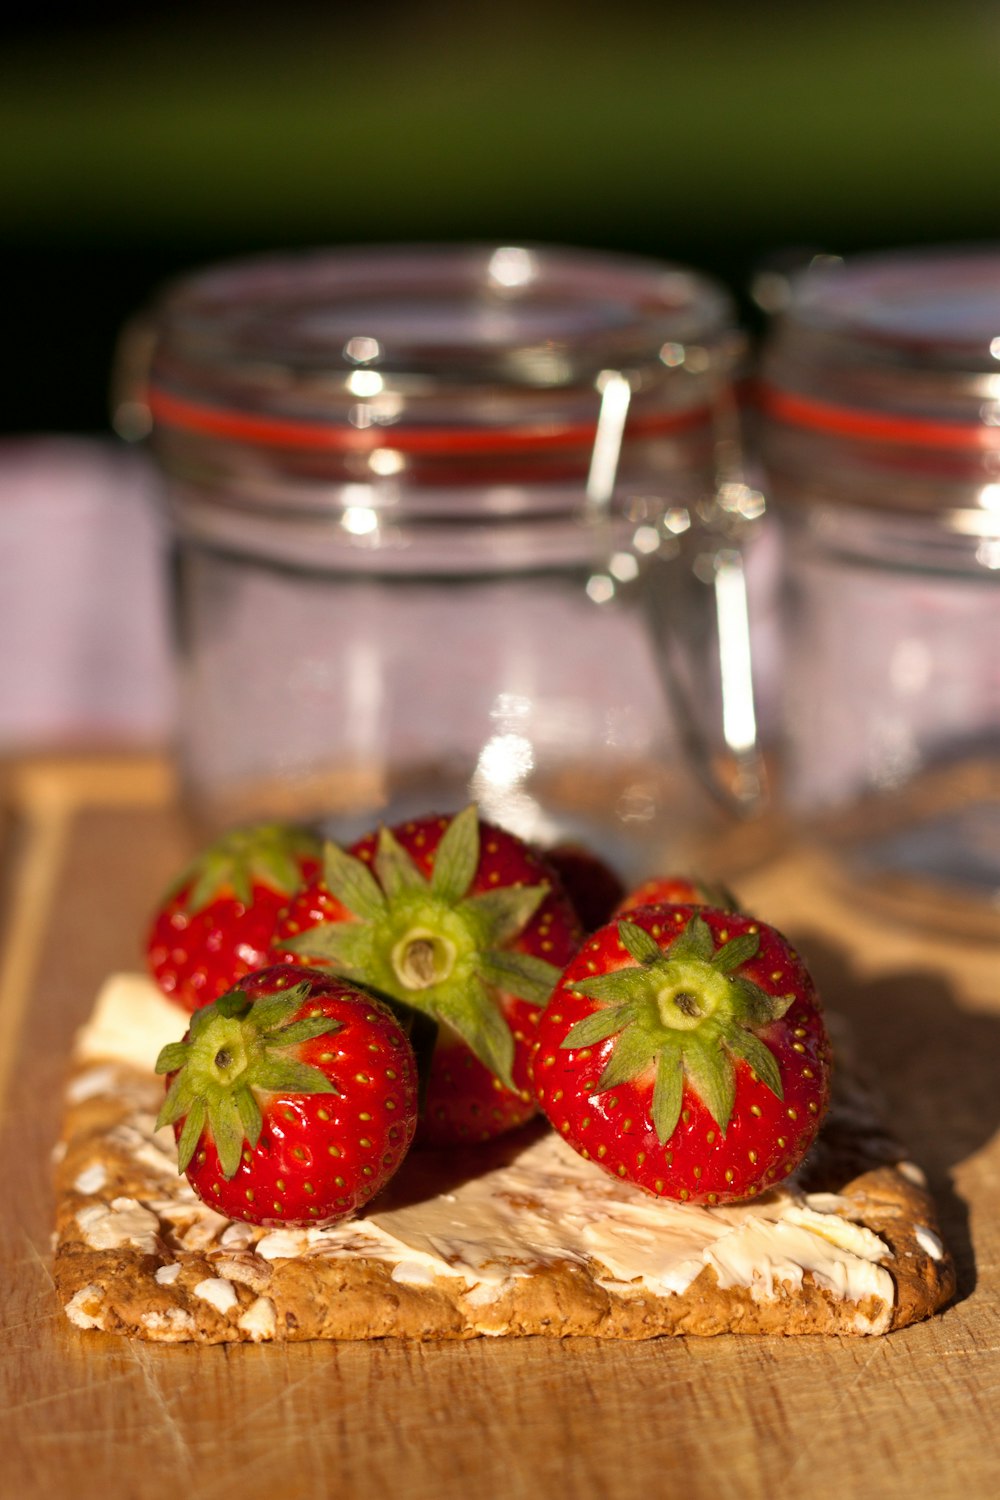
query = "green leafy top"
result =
(563, 916, 793, 1145)
(283, 805, 561, 1090)
(171, 823, 321, 912)
(154, 982, 339, 1178)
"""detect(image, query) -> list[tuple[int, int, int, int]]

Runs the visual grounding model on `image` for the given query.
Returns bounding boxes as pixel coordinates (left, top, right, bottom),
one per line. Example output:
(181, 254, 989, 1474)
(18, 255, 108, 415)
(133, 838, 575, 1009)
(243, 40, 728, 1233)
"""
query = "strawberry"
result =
(531, 904, 831, 1204)
(154, 964, 418, 1226)
(542, 843, 626, 932)
(146, 823, 321, 1012)
(271, 805, 582, 1145)
(613, 875, 737, 919)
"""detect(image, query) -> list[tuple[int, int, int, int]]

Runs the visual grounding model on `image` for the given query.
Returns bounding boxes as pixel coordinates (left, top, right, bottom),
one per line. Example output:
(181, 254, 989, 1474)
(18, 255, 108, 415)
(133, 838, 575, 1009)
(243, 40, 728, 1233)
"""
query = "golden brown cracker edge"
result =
(52, 1035, 955, 1344)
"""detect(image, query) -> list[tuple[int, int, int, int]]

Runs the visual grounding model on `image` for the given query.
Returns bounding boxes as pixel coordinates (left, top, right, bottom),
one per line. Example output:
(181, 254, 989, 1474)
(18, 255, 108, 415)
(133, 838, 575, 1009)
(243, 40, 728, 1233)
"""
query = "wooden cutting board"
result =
(2, 755, 999, 1500)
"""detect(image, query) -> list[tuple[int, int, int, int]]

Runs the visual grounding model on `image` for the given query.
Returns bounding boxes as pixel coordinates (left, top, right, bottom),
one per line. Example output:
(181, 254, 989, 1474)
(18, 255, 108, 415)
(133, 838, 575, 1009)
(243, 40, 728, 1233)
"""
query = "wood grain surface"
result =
(1, 757, 999, 1500)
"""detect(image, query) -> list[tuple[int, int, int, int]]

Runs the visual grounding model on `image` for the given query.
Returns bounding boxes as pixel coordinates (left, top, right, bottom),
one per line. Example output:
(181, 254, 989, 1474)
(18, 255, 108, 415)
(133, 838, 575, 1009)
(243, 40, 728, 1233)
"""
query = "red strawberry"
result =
(543, 843, 626, 932)
(154, 964, 418, 1226)
(531, 905, 831, 1205)
(271, 805, 582, 1145)
(613, 875, 737, 919)
(146, 823, 321, 1012)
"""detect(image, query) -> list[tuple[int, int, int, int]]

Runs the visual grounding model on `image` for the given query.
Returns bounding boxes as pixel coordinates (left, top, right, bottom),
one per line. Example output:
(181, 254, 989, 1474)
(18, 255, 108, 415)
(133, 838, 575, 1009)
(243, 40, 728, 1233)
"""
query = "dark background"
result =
(4, 0, 1000, 434)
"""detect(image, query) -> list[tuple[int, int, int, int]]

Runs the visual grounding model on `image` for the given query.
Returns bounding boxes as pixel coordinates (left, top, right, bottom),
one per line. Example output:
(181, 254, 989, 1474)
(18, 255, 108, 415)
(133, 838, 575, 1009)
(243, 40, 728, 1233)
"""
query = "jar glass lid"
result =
(150, 243, 733, 384)
(788, 247, 1000, 366)
(761, 246, 1000, 439)
(136, 244, 739, 459)
(757, 246, 1000, 523)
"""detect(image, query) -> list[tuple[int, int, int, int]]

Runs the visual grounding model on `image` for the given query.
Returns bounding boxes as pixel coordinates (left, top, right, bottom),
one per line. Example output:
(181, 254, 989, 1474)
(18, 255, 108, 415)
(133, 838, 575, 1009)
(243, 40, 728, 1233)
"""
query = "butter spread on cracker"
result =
(71, 973, 895, 1328)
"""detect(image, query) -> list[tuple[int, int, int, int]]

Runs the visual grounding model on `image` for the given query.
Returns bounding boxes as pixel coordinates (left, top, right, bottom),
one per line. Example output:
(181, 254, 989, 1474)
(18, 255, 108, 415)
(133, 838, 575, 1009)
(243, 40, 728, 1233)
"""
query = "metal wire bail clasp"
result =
(584, 362, 769, 819)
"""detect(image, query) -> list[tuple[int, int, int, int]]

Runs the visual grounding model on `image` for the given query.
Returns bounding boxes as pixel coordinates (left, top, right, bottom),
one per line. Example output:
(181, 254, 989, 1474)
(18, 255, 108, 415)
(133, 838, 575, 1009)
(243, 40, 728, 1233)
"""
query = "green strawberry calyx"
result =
(686, 878, 739, 912)
(563, 916, 795, 1145)
(154, 982, 340, 1179)
(170, 822, 321, 912)
(282, 805, 562, 1091)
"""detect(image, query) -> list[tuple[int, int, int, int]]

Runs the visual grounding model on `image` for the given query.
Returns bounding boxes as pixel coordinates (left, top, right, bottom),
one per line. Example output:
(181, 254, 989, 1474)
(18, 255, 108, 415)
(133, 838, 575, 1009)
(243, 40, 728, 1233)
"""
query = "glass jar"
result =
(758, 245, 1000, 931)
(118, 243, 764, 878)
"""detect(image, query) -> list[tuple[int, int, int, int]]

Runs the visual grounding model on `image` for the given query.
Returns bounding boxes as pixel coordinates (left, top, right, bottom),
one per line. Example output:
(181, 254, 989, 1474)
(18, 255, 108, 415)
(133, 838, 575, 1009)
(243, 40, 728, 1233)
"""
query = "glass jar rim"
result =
(779, 244, 1000, 357)
(129, 242, 741, 456)
(761, 244, 1000, 449)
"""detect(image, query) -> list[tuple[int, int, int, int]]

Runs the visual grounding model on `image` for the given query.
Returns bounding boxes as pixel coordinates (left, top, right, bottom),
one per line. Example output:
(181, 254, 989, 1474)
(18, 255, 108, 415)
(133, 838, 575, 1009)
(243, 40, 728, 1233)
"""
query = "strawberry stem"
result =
(284, 808, 563, 1090)
(155, 982, 341, 1178)
(564, 916, 793, 1141)
(391, 928, 458, 990)
(170, 823, 321, 912)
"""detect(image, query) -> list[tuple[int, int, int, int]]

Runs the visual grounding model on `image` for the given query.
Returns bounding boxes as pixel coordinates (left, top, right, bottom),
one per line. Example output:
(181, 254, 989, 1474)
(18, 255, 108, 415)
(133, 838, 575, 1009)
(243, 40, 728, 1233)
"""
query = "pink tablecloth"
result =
(0, 437, 174, 750)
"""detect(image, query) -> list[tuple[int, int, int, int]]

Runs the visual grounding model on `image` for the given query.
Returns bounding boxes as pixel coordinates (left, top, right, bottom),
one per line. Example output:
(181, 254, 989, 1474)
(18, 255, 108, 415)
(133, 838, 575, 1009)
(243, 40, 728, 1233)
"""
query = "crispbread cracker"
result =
(53, 977, 954, 1342)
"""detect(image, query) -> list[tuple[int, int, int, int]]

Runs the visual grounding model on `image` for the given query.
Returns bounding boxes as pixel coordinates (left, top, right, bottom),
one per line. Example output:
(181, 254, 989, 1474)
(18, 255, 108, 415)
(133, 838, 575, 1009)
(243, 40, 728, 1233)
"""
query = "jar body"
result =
(132, 245, 759, 875)
(171, 509, 698, 872)
(759, 247, 1000, 927)
(777, 502, 1000, 916)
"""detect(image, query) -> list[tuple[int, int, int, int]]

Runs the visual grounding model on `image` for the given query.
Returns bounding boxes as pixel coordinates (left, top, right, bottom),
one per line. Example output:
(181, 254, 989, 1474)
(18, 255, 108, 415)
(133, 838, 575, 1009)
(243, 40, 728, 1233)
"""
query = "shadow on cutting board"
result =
(793, 932, 998, 1306)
